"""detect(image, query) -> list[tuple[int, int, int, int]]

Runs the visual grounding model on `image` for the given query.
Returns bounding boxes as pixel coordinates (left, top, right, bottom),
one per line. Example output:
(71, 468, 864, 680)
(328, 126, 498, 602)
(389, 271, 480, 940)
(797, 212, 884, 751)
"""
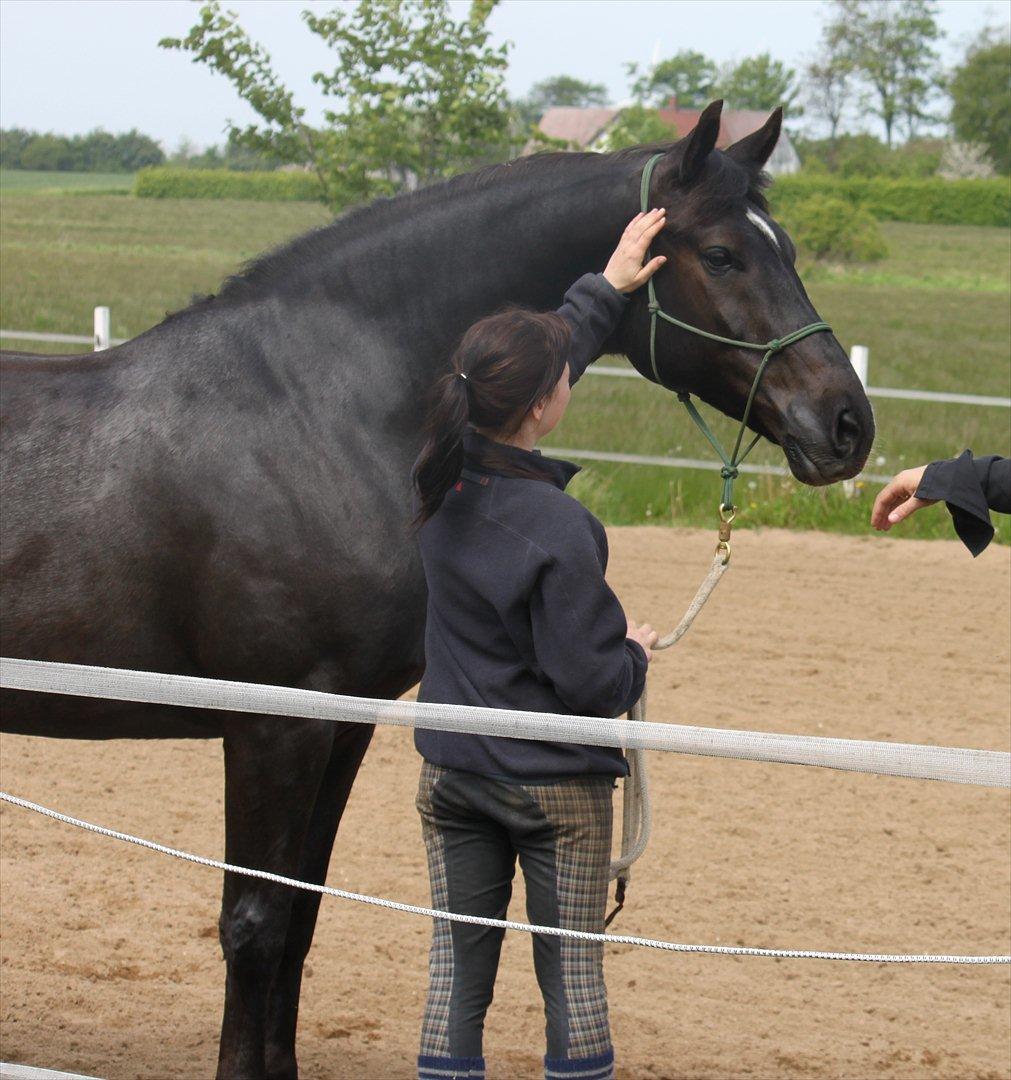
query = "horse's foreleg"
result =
(217, 718, 333, 1080)
(264, 721, 374, 1080)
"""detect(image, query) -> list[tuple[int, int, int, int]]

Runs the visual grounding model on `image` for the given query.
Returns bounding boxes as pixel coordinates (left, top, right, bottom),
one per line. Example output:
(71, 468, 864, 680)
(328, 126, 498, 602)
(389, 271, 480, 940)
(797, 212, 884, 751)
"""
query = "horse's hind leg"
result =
(217, 716, 334, 1080)
(264, 721, 374, 1080)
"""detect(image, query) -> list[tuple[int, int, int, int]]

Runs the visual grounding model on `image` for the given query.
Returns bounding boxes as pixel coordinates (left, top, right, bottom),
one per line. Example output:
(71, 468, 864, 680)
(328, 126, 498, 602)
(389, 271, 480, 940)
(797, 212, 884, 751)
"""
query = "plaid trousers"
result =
(416, 761, 616, 1080)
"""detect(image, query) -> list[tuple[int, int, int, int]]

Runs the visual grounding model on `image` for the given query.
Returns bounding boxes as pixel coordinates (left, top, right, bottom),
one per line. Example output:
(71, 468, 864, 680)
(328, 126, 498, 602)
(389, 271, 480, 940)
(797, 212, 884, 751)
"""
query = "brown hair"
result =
(412, 309, 571, 526)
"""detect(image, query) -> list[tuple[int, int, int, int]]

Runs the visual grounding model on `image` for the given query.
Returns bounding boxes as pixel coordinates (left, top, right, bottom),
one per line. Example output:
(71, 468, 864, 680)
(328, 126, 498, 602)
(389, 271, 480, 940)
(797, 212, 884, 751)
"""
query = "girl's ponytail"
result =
(412, 368, 471, 526)
(412, 309, 571, 527)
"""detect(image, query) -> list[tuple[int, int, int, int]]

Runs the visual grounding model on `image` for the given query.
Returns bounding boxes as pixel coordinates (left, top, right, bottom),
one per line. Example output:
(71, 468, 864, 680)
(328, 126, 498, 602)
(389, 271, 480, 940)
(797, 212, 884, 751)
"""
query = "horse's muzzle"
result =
(782, 397, 875, 486)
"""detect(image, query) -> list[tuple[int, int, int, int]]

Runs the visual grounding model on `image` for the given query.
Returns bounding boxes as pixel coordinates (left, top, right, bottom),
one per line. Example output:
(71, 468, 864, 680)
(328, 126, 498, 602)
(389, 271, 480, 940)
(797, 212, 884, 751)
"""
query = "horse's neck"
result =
(328, 161, 642, 376)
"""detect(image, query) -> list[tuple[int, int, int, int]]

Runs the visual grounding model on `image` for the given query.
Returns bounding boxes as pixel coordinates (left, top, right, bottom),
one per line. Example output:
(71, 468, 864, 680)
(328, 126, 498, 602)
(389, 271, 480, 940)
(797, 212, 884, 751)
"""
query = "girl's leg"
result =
(514, 778, 615, 1080)
(416, 763, 516, 1080)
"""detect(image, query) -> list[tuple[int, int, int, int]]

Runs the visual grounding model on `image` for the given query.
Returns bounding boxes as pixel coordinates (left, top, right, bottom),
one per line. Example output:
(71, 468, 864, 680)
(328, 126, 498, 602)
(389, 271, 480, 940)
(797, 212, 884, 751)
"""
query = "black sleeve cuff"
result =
(916, 450, 994, 556)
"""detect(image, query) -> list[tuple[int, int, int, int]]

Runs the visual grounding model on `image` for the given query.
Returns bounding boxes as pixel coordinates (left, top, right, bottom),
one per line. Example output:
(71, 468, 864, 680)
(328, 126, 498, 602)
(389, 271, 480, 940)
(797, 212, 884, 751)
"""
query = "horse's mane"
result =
(174, 141, 769, 317)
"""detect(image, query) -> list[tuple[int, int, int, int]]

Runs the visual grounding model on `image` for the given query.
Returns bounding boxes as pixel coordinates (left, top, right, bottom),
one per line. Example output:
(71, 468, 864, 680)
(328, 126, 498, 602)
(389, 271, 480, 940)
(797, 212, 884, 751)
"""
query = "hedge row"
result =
(770, 176, 1010, 227)
(134, 167, 323, 202)
(132, 167, 1010, 226)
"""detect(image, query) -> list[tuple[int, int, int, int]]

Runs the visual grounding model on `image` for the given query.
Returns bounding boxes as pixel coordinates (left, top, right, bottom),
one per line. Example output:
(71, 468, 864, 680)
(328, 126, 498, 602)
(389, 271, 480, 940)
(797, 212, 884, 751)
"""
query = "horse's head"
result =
(627, 100, 874, 485)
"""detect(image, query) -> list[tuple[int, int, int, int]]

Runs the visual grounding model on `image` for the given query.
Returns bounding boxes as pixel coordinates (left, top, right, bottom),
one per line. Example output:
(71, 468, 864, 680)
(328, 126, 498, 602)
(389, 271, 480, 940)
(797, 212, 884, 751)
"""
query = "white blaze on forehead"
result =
(746, 208, 780, 251)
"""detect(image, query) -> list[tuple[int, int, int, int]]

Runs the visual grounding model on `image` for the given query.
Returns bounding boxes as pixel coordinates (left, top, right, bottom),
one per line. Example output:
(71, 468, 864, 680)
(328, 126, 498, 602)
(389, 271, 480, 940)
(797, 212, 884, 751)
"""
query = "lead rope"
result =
(606, 154, 834, 926)
(606, 553, 728, 926)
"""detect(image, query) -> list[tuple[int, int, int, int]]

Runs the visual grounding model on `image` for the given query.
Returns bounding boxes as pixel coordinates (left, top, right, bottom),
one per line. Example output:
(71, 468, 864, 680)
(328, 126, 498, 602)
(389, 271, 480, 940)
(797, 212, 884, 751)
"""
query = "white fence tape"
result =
(2, 658, 1008, 788)
(0, 1064, 99, 1080)
(549, 446, 896, 484)
(3, 325, 1006, 407)
(0, 330, 127, 347)
(584, 365, 1011, 408)
(3, 791, 1007, 965)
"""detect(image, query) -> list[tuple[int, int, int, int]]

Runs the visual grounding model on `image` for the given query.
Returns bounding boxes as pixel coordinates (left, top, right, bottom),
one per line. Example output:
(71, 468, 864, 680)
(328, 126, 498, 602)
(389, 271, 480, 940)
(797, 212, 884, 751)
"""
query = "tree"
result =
(599, 105, 677, 151)
(19, 134, 75, 171)
(937, 141, 996, 180)
(0, 128, 34, 169)
(949, 27, 1011, 174)
(824, 0, 943, 146)
(627, 50, 717, 108)
(106, 129, 165, 171)
(718, 53, 801, 115)
(161, 0, 512, 208)
(804, 47, 852, 148)
(517, 74, 608, 124)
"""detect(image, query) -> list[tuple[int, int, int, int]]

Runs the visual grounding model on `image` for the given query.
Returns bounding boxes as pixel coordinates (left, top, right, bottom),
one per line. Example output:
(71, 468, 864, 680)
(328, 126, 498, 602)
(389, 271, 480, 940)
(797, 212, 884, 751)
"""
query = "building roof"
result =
(654, 107, 779, 148)
(533, 103, 800, 175)
(536, 106, 621, 148)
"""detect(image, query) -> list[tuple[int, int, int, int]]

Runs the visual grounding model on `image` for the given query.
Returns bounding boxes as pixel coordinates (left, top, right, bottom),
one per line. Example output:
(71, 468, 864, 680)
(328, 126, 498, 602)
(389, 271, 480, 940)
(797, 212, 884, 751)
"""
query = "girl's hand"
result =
(627, 617, 659, 661)
(871, 464, 936, 531)
(603, 209, 668, 294)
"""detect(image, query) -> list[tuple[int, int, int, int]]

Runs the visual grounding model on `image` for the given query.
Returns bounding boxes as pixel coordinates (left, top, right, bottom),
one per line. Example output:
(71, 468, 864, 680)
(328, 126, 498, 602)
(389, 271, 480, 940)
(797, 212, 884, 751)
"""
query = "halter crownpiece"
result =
(638, 152, 832, 522)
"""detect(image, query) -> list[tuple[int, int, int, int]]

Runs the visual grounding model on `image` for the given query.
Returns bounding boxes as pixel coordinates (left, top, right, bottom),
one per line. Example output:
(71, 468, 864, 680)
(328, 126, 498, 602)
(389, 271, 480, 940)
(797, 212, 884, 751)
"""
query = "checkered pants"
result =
(416, 761, 615, 1080)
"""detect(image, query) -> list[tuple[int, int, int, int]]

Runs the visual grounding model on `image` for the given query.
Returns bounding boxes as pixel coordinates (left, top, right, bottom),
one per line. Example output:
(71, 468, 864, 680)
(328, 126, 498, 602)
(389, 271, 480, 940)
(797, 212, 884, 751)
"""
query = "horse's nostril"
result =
(834, 407, 862, 457)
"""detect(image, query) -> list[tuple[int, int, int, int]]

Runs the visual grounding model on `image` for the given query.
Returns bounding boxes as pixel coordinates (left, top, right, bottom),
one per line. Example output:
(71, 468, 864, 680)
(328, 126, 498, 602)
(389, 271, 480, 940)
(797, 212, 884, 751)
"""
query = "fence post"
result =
(850, 344, 869, 389)
(844, 345, 870, 498)
(93, 306, 110, 352)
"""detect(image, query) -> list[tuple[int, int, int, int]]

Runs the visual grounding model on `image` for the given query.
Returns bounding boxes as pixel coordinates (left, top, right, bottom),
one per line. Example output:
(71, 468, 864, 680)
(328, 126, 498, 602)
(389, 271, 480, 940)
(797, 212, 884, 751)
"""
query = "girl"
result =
(411, 209, 667, 1080)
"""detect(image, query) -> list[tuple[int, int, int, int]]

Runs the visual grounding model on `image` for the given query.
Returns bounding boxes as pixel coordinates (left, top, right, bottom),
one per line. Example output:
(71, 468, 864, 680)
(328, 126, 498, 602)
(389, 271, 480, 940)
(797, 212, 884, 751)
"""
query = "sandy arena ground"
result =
(1, 526, 1009, 1080)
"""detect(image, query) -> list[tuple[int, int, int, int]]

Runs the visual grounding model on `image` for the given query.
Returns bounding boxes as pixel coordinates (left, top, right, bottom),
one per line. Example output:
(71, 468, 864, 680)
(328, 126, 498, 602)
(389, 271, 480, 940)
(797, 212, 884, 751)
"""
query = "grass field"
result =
(0, 169, 136, 195)
(1, 190, 1008, 543)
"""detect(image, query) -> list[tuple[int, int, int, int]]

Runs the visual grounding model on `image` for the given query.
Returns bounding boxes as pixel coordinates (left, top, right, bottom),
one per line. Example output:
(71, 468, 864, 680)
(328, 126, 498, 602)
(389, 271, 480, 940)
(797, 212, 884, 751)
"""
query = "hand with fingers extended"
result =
(603, 208, 668, 294)
(871, 465, 937, 532)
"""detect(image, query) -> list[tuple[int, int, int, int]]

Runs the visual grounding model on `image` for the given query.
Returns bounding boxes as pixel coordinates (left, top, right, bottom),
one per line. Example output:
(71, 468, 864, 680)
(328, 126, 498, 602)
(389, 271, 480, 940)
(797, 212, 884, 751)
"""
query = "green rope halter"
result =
(639, 152, 832, 512)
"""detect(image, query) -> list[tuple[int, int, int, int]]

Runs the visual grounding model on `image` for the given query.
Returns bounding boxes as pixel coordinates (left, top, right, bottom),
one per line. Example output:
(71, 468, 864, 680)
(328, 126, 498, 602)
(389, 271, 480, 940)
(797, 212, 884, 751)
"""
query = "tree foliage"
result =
(627, 50, 717, 108)
(949, 28, 1011, 175)
(169, 130, 280, 171)
(161, 0, 512, 209)
(717, 53, 801, 115)
(515, 75, 609, 129)
(598, 105, 677, 152)
(824, 0, 944, 146)
(0, 127, 165, 172)
(778, 194, 888, 262)
(794, 133, 944, 178)
(803, 47, 853, 143)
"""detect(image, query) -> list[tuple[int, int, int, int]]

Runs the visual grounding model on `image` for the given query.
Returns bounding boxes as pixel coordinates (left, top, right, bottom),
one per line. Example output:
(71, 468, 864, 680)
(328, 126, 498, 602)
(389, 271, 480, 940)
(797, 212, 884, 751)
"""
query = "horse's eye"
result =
(703, 247, 734, 272)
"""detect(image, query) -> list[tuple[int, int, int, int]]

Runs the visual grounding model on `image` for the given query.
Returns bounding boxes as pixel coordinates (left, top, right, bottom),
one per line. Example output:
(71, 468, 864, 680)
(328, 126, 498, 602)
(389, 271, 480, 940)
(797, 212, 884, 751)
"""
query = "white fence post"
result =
(850, 344, 869, 389)
(93, 306, 110, 352)
(844, 345, 870, 497)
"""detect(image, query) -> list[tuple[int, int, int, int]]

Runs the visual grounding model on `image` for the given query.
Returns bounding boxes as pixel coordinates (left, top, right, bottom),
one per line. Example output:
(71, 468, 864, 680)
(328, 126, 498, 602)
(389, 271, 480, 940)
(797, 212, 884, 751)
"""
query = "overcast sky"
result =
(1, 0, 1005, 149)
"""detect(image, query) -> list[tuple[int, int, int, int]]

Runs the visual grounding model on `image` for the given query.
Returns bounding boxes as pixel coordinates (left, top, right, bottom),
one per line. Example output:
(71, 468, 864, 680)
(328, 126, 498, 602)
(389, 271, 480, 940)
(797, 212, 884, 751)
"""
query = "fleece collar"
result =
(462, 429, 581, 492)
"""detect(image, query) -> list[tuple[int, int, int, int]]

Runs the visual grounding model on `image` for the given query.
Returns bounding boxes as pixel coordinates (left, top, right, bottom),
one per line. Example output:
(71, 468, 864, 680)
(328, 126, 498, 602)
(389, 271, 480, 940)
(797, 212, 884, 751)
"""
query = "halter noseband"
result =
(639, 152, 832, 513)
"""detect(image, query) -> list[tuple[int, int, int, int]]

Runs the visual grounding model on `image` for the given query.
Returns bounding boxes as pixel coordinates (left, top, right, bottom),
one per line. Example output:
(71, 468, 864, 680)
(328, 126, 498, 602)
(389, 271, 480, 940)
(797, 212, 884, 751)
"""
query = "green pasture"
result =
(1, 191, 1008, 544)
(0, 169, 135, 195)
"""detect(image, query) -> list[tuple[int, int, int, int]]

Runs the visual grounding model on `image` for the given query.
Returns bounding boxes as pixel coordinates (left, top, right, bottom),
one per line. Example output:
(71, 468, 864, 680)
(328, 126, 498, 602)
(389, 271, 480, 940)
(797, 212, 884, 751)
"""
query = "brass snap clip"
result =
(716, 504, 736, 565)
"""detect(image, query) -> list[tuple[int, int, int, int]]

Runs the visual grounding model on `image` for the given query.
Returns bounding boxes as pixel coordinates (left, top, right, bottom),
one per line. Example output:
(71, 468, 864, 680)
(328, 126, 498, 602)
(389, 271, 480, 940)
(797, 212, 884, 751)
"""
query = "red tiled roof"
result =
(655, 108, 775, 148)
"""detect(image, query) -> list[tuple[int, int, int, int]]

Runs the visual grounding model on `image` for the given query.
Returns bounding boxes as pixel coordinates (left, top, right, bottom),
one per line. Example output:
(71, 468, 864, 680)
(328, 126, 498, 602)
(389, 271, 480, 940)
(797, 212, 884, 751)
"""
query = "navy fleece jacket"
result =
(414, 273, 646, 780)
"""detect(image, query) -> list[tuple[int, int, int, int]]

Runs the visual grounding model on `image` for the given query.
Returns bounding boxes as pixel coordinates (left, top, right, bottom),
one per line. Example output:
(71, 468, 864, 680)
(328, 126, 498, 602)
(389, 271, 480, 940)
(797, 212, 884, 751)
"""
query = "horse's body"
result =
(0, 104, 873, 1077)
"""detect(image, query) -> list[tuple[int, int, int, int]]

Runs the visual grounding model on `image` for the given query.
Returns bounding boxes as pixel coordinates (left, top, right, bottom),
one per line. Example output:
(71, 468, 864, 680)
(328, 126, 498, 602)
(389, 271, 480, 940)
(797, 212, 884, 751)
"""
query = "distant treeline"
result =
(0, 128, 280, 174)
(1, 128, 165, 172)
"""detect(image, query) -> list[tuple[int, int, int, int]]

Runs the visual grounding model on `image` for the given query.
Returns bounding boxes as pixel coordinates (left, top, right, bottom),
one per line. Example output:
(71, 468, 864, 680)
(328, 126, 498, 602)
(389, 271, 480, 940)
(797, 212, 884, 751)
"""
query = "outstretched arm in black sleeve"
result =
(871, 451, 1011, 556)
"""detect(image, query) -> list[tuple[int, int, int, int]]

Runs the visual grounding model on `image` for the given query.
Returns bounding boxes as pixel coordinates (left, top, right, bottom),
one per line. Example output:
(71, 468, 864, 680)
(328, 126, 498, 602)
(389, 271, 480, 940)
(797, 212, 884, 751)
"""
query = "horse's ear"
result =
(660, 99, 723, 187)
(725, 107, 783, 171)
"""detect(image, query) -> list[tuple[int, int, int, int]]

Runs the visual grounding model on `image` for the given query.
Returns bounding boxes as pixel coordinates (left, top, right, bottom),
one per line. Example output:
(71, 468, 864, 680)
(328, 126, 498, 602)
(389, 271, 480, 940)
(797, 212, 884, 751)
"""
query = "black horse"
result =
(0, 103, 873, 1078)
